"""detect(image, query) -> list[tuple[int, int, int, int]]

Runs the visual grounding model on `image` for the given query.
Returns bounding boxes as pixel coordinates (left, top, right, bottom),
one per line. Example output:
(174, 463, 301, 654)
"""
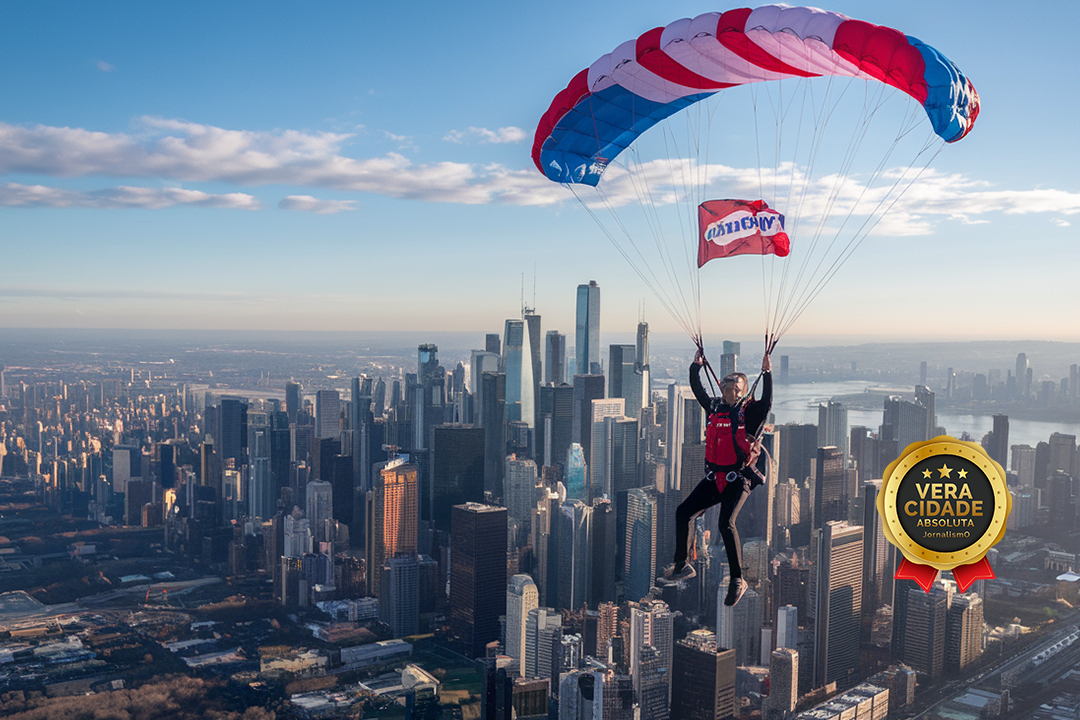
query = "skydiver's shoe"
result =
(657, 563, 696, 585)
(724, 577, 748, 606)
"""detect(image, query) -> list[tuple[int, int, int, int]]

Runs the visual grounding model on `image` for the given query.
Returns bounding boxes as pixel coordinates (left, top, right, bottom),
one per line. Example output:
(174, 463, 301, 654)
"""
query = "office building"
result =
(625, 487, 659, 602)
(558, 500, 592, 612)
(432, 425, 486, 534)
(525, 606, 562, 678)
(609, 345, 642, 420)
(305, 480, 333, 543)
(882, 395, 930, 455)
(817, 402, 848, 460)
(315, 390, 341, 440)
(365, 459, 418, 597)
(810, 522, 863, 689)
(546, 331, 567, 385)
(902, 583, 947, 680)
(450, 503, 508, 658)
(576, 281, 601, 375)
(671, 630, 736, 720)
(946, 593, 984, 672)
(507, 574, 539, 676)
(813, 447, 846, 530)
(767, 647, 798, 720)
(504, 318, 536, 427)
(629, 598, 673, 706)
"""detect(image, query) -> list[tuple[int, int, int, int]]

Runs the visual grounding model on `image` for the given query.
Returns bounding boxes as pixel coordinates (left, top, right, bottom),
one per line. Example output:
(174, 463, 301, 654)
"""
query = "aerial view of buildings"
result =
(2, 1, 1080, 718)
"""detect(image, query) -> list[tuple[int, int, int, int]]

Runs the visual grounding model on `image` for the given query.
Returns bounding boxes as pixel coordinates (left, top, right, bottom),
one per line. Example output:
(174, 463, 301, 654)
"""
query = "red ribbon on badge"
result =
(895, 557, 995, 593)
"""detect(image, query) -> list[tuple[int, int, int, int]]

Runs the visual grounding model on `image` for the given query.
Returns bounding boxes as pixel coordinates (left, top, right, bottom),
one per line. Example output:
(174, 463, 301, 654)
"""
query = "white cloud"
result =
(1053, 218, 1071, 227)
(444, 126, 526, 144)
(0, 182, 258, 209)
(1, 118, 1078, 218)
(96, 60, 114, 72)
(278, 195, 355, 214)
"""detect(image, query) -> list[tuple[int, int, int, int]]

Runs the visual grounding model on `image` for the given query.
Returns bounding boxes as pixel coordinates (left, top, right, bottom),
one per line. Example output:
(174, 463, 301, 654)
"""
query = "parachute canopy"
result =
(533, 5, 979, 187)
(698, 199, 790, 266)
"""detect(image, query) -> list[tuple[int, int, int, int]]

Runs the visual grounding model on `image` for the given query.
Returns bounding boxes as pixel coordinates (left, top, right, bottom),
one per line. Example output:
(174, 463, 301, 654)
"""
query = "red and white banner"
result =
(697, 199, 790, 267)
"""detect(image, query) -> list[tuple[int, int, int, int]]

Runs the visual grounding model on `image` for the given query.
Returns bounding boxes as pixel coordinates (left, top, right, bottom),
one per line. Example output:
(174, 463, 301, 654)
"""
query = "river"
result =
(770, 380, 1080, 450)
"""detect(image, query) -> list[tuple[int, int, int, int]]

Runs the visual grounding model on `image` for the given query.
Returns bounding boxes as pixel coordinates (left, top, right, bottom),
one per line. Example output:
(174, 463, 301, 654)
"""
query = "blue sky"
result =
(1, 1, 1078, 343)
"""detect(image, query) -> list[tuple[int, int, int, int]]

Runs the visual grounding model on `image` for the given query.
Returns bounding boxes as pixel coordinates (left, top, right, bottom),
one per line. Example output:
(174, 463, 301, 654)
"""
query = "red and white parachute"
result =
(533, 5, 979, 349)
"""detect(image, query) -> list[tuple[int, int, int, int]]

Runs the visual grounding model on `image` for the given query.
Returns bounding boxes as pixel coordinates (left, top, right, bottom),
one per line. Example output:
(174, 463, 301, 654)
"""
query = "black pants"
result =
(673, 470, 751, 578)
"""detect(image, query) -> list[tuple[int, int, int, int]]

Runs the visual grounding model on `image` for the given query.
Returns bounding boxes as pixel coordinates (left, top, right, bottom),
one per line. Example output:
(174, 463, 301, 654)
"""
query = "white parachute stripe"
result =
(594, 39, 710, 104)
(672, 33, 792, 85)
(745, 5, 847, 43)
(744, 31, 868, 79)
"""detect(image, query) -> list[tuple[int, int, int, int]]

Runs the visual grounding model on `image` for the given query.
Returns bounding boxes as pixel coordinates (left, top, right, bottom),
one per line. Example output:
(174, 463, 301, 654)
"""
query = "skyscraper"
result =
(671, 630, 736, 720)
(609, 345, 641, 420)
(546, 331, 567, 385)
(365, 459, 419, 597)
(505, 455, 539, 546)
(946, 593, 984, 672)
(1011, 444, 1036, 487)
(305, 480, 333, 543)
(576, 281, 601, 375)
(1016, 352, 1029, 398)
(817, 401, 848, 460)
(285, 382, 302, 426)
(219, 397, 248, 467)
(777, 424, 817, 484)
(629, 598, 672, 708)
(315, 390, 341, 440)
(432, 425, 486, 534)
(589, 397, 626, 499)
(985, 414, 1009, 468)
(558, 499, 592, 612)
(810, 521, 863, 689)
(525, 606, 562, 678)
(573, 374, 606, 472)
(882, 395, 930, 453)
(599, 416, 639, 501)
(381, 553, 420, 638)
(450, 503, 508, 658)
(812, 447, 846, 530)
(625, 487, 659, 602)
(504, 319, 535, 427)
(766, 647, 798, 720)
(861, 480, 890, 615)
(507, 574, 539, 676)
(636, 321, 650, 409)
(776, 605, 798, 650)
(903, 583, 947, 679)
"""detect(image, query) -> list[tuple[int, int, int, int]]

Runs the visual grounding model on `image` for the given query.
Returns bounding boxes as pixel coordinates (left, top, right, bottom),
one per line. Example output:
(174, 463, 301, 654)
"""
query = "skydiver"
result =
(658, 348, 772, 607)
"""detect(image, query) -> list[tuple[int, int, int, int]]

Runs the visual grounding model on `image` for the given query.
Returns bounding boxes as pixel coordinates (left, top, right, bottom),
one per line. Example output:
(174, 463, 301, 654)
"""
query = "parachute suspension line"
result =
(621, 144, 700, 339)
(768, 75, 849, 340)
(659, 123, 698, 310)
(773, 114, 942, 340)
(774, 132, 944, 340)
(770, 77, 892, 340)
(771, 77, 823, 340)
(748, 83, 773, 343)
(777, 77, 875, 321)
(569, 184, 696, 340)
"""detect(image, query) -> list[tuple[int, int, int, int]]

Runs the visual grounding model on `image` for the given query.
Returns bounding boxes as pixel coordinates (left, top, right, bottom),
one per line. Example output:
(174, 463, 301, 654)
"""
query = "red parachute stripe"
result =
(833, 20, 929, 103)
(715, 8, 819, 79)
(532, 68, 592, 173)
(636, 27, 737, 91)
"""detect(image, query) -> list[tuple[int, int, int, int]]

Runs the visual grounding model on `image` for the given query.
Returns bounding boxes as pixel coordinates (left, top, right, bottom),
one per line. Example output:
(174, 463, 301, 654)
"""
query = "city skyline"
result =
(1, 1, 1079, 338)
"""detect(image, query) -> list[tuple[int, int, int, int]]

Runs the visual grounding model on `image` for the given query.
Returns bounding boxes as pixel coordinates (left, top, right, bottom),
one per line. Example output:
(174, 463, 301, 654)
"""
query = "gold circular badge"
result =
(876, 436, 1011, 572)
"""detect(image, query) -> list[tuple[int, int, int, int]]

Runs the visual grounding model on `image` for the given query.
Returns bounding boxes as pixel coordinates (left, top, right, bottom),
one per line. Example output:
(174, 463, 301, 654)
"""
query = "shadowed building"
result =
(671, 629, 736, 720)
(450, 502, 508, 658)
